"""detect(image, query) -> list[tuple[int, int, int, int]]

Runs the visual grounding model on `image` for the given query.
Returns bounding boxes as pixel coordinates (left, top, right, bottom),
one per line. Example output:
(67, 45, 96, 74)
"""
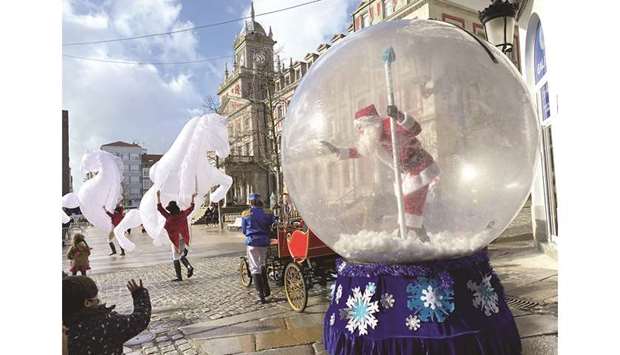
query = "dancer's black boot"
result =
(252, 274, 266, 304)
(180, 256, 194, 278)
(261, 267, 271, 298)
(172, 260, 183, 282)
(120, 247, 126, 256)
(108, 242, 117, 256)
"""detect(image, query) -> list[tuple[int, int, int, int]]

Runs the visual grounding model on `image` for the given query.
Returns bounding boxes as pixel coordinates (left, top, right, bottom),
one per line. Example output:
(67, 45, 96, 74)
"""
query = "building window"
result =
(295, 69, 301, 81)
(383, 0, 394, 18)
(130, 153, 140, 160)
(362, 12, 370, 28)
(245, 143, 250, 155)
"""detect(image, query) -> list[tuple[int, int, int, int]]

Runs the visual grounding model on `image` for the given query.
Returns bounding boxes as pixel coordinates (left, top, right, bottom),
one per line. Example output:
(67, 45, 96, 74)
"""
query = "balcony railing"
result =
(224, 155, 255, 164)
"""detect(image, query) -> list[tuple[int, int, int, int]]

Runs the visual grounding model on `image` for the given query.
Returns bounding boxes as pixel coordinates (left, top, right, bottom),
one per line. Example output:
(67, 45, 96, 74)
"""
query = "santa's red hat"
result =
(354, 104, 381, 129)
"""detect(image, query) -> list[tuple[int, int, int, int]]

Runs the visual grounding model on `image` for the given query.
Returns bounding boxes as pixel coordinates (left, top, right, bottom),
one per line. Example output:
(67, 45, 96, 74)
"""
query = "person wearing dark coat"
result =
(63, 276, 151, 355)
(156, 190, 196, 282)
(241, 193, 276, 303)
(103, 204, 126, 256)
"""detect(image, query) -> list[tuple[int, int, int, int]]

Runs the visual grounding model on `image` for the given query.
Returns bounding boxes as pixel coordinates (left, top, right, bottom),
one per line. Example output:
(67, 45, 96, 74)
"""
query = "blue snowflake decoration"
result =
(406, 276, 455, 323)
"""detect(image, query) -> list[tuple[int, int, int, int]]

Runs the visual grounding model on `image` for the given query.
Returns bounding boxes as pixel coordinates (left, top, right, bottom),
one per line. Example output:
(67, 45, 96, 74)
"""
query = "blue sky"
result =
(63, 0, 359, 189)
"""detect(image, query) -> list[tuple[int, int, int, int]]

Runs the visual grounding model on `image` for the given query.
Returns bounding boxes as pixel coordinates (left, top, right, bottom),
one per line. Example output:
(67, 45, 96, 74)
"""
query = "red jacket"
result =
(348, 116, 435, 175)
(157, 203, 194, 249)
(105, 208, 125, 227)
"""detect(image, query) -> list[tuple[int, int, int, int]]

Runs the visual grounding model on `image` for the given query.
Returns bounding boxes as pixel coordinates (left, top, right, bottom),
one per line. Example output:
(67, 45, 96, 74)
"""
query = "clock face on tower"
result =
(254, 51, 266, 67)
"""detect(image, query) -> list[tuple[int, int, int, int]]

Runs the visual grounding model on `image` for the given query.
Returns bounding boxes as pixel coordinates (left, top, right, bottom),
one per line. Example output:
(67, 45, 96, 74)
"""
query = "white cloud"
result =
(250, 0, 358, 62)
(63, 0, 204, 190)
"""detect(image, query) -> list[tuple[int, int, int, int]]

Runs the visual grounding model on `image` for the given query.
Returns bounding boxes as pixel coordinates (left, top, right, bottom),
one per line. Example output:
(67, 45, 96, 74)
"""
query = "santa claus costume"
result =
(333, 104, 439, 239)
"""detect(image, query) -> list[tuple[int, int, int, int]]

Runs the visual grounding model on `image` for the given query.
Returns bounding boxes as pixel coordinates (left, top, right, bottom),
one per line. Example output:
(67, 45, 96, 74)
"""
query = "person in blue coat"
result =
(242, 193, 276, 303)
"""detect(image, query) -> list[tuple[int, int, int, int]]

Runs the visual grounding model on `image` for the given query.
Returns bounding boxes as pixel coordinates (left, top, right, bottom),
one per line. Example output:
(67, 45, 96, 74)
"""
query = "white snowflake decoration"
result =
(338, 261, 347, 273)
(421, 285, 443, 310)
(335, 285, 343, 304)
(380, 293, 395, 309)
(329, 313, 335, 326)
(330, 283, 336, 301)
(405, 314, 421, 331)
(467, 274, 499, 316)
(343, 284, 380, 336)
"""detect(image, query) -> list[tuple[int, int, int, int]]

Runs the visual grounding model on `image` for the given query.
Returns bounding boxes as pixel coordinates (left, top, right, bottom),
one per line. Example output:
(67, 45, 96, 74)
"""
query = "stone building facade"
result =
(141, 154, 162, 194)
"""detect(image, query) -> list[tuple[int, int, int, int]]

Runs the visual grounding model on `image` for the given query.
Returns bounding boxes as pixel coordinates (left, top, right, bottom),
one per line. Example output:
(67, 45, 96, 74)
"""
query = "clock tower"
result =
(217, 1, 277, 205)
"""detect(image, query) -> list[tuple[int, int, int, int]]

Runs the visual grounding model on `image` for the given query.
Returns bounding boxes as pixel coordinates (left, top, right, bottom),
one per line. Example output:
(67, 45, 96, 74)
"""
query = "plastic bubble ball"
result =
(281, 19, 540, 264)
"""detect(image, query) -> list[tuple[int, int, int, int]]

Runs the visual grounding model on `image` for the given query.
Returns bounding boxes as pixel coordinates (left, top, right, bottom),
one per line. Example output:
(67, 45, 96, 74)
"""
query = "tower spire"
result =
(251, 1, 255, 22)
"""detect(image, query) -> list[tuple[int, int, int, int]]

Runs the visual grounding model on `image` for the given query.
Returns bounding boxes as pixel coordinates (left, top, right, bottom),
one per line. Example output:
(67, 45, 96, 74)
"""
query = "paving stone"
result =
(522, 335, 558, 355)
(247, 344, 315, 355)
(171, 333, 184, 341)
(174, 338, 189, 346)
(156, 335, 170, 343)
(312, 342, 328, 355)
(160, 344, 176, 353)
(144, 347, 159, 354)
(182, 350, 198, 355)
(157, 341, 173, 348)
(514, 314, 558, 338)
(255, 326, 323, 351)
(163, 352, 181, 355)
(177, 342, 192, 351)
(199, 334, 255, 355)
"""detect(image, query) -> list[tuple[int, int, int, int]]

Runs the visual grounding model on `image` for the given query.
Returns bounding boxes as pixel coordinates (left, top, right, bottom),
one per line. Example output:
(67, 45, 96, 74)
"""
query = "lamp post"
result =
(479, 0, 519, 54)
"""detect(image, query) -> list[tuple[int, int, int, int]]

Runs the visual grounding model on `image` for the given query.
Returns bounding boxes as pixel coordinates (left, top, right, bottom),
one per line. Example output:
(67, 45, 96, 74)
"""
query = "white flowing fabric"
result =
(115, 113, 233, 250)
(77, 150, 124, 232)
(62, 210, 71, 224)
(62, 192, 80, 224)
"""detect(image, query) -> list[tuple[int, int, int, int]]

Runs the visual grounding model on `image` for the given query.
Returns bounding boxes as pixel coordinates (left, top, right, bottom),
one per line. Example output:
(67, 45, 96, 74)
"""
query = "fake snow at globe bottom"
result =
(333, 229, 493, 264)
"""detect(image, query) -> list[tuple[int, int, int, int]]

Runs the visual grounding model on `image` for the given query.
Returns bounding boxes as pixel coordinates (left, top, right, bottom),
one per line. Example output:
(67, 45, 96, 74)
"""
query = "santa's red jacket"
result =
(105, 208, 125, 227)
(346, 115, 438, 194)
(157, 203, 194, 249)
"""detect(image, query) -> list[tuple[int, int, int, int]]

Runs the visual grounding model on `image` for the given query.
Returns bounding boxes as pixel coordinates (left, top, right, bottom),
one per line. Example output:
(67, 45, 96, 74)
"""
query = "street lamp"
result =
(479, 0, 518, 54)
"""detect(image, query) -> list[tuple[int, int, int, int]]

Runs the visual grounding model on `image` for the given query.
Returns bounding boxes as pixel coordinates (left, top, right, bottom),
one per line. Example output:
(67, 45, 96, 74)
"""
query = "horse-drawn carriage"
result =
(239, 210, 337, 312)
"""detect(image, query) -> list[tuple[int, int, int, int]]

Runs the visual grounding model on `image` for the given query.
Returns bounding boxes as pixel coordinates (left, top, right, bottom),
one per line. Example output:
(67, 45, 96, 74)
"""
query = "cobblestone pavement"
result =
(90, 255, 329, 355)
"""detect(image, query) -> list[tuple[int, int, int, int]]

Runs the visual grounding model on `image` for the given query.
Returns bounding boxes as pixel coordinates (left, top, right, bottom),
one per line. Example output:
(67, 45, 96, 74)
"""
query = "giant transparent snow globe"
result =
(282, 19, 539, 264)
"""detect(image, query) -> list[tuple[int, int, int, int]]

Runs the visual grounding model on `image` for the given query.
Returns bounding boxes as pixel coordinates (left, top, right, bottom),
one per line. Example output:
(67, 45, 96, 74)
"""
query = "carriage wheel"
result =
(284, 263, 308, 313)
(240, 258, 252, 287)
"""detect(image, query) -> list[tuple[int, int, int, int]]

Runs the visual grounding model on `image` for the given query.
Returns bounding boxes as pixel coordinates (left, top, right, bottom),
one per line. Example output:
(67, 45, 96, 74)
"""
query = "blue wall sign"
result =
(534, 22, 546, 84)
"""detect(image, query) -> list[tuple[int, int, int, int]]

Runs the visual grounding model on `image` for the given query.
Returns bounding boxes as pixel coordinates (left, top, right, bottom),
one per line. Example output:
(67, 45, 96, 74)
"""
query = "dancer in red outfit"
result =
(322, 104, 439, 240)
(156, 191, 196, 281)
(103, 204, 126, 256)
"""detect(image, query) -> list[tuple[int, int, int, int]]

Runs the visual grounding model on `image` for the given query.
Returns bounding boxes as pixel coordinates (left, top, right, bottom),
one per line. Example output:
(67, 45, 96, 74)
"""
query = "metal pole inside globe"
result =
(382, 47, 407, 240)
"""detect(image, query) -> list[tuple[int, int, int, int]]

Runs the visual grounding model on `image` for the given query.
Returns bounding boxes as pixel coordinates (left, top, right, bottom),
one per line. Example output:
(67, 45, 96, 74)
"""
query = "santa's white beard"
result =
(357, 125, 382, 156)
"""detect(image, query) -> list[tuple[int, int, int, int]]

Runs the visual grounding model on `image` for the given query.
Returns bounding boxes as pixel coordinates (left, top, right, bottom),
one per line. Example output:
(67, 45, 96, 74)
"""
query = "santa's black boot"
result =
(413, 225, 431, 243)
(261, 267, 271, 298)
(253, 274, 266, 304)
(108, 242, 117, 256)
(180, 256, 194, 278)
(171, 260, 183, 282)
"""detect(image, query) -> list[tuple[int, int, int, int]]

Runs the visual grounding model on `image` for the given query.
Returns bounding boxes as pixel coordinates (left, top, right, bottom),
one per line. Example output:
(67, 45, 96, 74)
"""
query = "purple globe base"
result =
(324, 250, 521, 355)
